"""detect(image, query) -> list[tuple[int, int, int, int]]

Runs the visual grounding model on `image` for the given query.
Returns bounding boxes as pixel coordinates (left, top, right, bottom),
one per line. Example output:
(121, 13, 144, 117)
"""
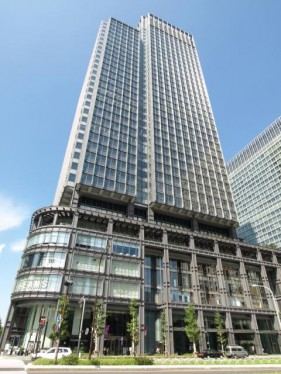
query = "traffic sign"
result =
(54, 323, 59, 332)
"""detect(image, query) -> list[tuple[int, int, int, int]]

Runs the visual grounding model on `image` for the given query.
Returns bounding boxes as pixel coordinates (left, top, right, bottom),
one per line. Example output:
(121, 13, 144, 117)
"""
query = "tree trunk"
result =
(94, 333, 99, 356)
(193, 341, 197, 356)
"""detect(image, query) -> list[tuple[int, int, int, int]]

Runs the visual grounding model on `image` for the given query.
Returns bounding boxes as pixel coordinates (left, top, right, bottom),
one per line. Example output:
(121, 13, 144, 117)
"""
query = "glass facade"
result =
(26, 231, 70, 248)
(14, 274, 62, 293)
(227, 116, 281, 248)
(54, 15, 237, 223)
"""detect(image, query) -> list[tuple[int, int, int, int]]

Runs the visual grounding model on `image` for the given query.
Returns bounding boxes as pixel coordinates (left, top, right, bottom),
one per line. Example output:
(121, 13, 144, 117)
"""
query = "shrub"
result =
(32, 358, 55, 365)
(134, 356, 154, 365)
(90, 358, 101, 366)
(59, 353, 79, 365)
(99, 357, 134, 365)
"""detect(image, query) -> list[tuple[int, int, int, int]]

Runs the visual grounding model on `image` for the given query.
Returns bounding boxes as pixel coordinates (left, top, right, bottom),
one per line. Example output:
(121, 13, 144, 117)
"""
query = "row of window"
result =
(14, 274, 139, 299)
(26, 232, 140, 256)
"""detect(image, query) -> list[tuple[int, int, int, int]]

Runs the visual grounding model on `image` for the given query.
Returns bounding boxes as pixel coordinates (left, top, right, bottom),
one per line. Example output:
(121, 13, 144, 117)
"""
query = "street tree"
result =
(127, 299, 139, 356)
(49, 294, 70, 364)
(160, 309, 168, 354)
(91, 300, 106, 356)
(214, 311, 227, 352)
(49, 295, 70, 343)
(184, 305, 200, 355)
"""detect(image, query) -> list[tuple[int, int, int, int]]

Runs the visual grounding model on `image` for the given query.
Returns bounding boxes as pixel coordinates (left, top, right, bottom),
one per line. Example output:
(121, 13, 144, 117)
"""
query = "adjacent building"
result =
(1, 15, 281, 355)
(227, 117, 281, 249)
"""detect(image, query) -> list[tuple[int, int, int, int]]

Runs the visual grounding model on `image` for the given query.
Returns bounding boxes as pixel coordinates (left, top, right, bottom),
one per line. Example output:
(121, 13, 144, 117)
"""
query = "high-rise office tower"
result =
(227, 116, 281, 248)
(2, 15, 281, 356)
(55, 14, 237, 222)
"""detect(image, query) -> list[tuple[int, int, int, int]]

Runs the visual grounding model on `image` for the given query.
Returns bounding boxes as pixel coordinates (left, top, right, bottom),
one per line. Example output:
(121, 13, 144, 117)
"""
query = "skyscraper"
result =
(227, 116, 281, 248)
(54, 14, 237, 223)
(2, 15, 281, 356)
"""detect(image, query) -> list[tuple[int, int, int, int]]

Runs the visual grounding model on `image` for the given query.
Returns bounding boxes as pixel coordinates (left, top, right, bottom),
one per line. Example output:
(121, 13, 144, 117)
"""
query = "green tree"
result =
(184, 305, 200, 355)
(88, 299, 107, 358)
(92, 300, 106, 356)
(49, 295, 70, 343)
(160, 309, 168, 354)
(127, 299, 139, 356)
(50, 294, 70, 364)
(214, 311, 227, 353)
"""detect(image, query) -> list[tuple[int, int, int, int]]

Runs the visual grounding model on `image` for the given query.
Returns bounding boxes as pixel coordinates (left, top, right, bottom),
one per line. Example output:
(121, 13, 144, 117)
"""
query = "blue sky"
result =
(0, 0, 280, 323)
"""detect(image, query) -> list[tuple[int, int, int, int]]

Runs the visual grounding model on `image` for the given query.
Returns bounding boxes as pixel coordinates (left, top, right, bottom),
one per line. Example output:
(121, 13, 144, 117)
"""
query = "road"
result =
(0, 357, 26, 374)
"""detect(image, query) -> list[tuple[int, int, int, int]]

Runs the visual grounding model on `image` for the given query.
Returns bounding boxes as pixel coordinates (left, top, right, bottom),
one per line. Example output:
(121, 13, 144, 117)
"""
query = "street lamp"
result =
(54, 278, 73, 364)
(252, 284, 281, 330)
(77, 296, 86, 357)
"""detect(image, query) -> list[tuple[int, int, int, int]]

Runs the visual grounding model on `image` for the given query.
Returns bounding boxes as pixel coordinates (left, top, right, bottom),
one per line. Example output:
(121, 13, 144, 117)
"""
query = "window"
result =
(71, 276, 103, 296)
(109, 281, 139, 298)
(112, 260, 140, 277)
(26, 231, 70, 248)
(72, 254, 105, 273)
(68, 173, 76, 182)
(112, 240, 139, 257)
(21, 252, 66, 269)
(71, 162, 78, 170)
(76, 234, 107, 250)
(14, 274, 62, 293)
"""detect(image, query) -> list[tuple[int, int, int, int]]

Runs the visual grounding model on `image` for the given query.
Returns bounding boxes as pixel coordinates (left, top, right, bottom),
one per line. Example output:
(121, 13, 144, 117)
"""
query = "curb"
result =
(26, 363, 281, 372)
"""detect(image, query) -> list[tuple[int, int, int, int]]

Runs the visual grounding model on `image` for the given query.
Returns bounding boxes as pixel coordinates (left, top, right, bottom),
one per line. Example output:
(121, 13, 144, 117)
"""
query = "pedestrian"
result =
(251, 345, 255, 355)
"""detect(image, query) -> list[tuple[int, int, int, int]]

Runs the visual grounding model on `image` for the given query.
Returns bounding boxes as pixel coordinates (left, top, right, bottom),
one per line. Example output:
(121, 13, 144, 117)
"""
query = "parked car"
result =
(31, 349, 46, 358)
(32, 347, 72, 359)
(225, 345, 248, 358)
(196, 349, 222, 358)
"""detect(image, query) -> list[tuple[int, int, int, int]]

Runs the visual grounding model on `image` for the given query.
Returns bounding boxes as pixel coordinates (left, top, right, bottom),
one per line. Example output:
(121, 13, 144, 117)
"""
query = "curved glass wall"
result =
(14, 274, 62, 293)
(26, 231, 70, 248)
(21, 252, 66, 269)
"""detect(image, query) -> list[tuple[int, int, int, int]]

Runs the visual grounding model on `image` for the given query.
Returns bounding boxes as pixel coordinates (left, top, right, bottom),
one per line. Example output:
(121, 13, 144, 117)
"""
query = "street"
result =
(0, 357, 26, 374)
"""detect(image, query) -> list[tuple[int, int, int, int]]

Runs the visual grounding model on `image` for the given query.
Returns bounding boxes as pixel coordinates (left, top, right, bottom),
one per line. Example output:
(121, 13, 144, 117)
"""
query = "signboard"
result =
(54, 323, 59, 332)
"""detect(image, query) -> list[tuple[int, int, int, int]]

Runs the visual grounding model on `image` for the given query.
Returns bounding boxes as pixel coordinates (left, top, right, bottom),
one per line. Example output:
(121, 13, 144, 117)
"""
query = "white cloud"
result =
(0, 244, 5, 253)
(10, 239, 26, 252)
(0, 194, 29, 232)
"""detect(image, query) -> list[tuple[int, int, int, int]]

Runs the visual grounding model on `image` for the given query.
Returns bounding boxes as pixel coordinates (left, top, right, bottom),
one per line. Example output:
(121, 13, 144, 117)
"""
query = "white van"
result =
(225, 345, 248, 358)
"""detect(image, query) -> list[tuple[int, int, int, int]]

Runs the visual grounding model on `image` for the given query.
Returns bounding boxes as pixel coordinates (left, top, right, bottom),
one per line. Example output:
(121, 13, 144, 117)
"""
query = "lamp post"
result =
(252, 284, 281, 330)
(88, 251, 106, 359)
(54, 279, 73, 364)
(77, 296, 86, 357)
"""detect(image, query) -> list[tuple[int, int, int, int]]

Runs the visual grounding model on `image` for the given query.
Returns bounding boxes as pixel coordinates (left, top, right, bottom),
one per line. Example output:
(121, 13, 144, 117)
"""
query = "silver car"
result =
(225, 345, 248, 358)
